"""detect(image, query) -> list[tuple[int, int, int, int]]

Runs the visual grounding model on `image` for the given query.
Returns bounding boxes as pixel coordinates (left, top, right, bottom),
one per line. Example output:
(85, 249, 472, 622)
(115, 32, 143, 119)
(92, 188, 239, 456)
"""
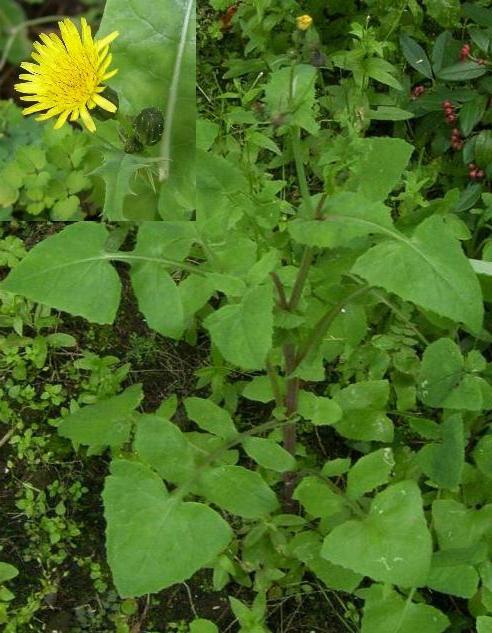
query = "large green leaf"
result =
(346, 137, 413, 202)
(417, 415, 464, 489)
(418, 339, 484, 410)
(103, 460, 231, 597)
(58, 384, 143, 453)
(198, 465, 279, 519)
(288, 193, 393, 249)
(1, 223, 121, 324)
(352, 216, 483, 333)
(204, 283, 274, 370)
(130, 222, 197, 338)
(322, 481, 432, 587)
(98, 0, 196, 216)
(134, 415, 195, 484)
(360, 585, 449, 633)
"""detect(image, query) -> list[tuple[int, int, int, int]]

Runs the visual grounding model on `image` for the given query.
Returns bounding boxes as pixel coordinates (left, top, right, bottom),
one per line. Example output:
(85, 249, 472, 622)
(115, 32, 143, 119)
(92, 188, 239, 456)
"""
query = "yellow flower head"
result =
(15, 18, 119, 133)
(296, 14, 313, 31)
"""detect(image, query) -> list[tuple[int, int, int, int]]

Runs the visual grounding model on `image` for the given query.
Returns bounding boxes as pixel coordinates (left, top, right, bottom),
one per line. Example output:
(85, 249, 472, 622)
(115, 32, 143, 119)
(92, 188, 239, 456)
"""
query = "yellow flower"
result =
(15, 18, 119, 133)
(296, 14, 313, 31)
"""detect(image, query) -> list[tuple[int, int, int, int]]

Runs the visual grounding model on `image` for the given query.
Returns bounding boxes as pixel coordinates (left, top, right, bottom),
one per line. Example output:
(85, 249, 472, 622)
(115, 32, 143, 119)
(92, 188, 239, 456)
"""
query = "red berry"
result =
(447, 114, 457, 124)
(469, 163, 476, 169)
(460, 44, 471, 61)
(452, 128, 460, 136)
(442, 100, 452, 108)
(477, 170, 485, 179)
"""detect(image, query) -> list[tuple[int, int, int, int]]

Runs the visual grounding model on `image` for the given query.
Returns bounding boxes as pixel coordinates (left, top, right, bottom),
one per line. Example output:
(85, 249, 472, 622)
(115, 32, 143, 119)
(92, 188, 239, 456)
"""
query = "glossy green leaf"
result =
(1, 223, 121, 324)
(322, 481, 432, 587)
(478, 617, 492, 633)
(352, 216, 483, 333)
(426, 556, 479, 598)
(437, 61, 487, 81)
(333, 381, 393, 442)
(473, 435, 492, 477)
(103, 460, 232, 597)
(400, 34, 433, 79)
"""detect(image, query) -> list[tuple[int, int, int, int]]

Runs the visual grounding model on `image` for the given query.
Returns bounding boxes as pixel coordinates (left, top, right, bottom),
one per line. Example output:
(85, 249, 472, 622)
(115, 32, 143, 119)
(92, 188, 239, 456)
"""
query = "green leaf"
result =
(199, 465, 279, 519)
(98, 0, 196, 215)
(473, 434, 492, 477)
(333, 381, 393, 442)
(347, 137, 413, 202)
(365, 57, 403, 91)
(426, 555, 479, 598)
(103, 460, 231, 597)
(288, 192, 393, 249)
(460, 96, 487, 136)
(360, 584, 449, 633)
(437, 61, 487, 81)
(297, 391, 343, 426)
(400, 34, 433, 79)
(424, 0, 460, 27)
(322, 481, 432, 587)
(293, 477, 346, 519)
(264, 64, 319, 135)
(58, 384, 143, 453)
(475, 130, 492, 168)
(242, 376, 275, 403)
(134, 415, 195, 484)
(204, 283, 274, 370)
(242, 437, 296, 473)
(368, 106, 414, 121)
(92, 151, 153, 221)
(352, 216, 483, 333)
(289, 532, 362, 592)
(2, 223, 121, 324)
(478, 617, 492, 633)
(346, 449, 394, 501)
(432, 499, 492, 549)
(130, 222, 197, 338)
(184, 397, 237, 440)
(463, 3, 492, 27)
(190, 620, 219, 633)
(418, 339, 483, 410)
(0, 563, 18, 584)
(417, 415, 464, 489)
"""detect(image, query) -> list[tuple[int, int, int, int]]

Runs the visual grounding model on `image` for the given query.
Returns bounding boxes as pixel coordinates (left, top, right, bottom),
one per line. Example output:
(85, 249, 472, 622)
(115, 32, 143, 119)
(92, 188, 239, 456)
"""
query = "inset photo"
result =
(0, 0, 195, 221)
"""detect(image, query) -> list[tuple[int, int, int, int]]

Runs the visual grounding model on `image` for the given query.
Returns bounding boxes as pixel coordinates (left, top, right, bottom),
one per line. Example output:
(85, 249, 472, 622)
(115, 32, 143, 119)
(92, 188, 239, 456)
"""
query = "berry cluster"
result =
(460, 44, 471, 61)
(442, 100, 456, 125)
(468, 163, 485, 181)
(450, 127, 463, 151)
(411, 85, 425, 99)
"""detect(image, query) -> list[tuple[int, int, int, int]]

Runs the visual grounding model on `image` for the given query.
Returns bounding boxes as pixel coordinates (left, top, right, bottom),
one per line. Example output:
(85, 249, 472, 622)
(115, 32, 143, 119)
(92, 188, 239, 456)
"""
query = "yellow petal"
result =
(79, 105, 96, 132)
(102, 68, 118, 81)
(96, 31, 119, 51)
(92, 93, 117, 113)
(53, 110, 71, 129)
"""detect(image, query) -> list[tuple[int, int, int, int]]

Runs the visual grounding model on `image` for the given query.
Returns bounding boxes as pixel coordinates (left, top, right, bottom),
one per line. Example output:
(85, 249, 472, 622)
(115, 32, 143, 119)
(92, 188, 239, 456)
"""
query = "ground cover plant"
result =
(4, 0, 492, 632)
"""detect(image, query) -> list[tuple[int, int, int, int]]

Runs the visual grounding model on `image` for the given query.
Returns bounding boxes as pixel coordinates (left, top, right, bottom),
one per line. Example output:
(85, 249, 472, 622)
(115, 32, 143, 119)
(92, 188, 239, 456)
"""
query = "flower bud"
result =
(124, 136, 144, 154)
(134, 107, 164, 146)
(296, 14, 313, 31)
